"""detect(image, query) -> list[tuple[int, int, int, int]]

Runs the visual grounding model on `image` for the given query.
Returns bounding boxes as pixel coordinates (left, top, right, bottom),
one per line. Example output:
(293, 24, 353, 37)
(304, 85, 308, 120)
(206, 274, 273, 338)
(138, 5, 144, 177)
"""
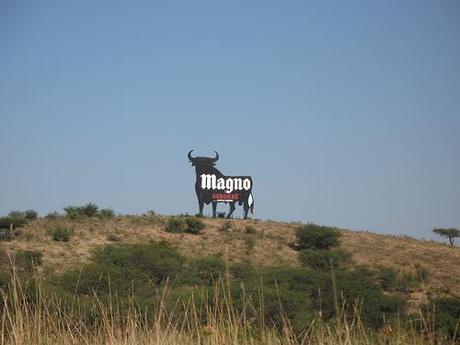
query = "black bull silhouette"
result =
(188, 150, 254, 219)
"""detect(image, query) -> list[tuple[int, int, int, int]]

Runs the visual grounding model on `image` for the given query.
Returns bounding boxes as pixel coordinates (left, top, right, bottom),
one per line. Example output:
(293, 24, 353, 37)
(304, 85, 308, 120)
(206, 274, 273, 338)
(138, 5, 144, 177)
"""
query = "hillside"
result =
(2, 215, 459, 308)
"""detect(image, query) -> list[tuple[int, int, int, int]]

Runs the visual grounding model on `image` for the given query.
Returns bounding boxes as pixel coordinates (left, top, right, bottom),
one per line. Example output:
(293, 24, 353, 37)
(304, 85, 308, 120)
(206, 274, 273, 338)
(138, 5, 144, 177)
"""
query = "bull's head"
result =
(188, 150, 219, 167)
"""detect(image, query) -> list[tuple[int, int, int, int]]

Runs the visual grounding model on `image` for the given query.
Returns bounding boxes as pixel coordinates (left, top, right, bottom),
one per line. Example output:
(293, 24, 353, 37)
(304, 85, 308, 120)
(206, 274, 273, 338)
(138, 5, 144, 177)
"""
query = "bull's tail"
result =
(248, 193, 254, 215)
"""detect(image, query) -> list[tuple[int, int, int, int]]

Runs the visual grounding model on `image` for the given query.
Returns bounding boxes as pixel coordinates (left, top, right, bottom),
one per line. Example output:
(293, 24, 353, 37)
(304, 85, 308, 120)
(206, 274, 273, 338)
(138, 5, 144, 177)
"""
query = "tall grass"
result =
(0, 264, 457, 345)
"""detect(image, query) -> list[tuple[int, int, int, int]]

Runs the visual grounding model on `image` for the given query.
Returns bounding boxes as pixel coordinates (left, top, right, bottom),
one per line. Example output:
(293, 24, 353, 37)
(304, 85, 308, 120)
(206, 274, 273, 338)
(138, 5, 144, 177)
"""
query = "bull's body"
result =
(0, 222, 16, 230)
(188, 151, 254, 219)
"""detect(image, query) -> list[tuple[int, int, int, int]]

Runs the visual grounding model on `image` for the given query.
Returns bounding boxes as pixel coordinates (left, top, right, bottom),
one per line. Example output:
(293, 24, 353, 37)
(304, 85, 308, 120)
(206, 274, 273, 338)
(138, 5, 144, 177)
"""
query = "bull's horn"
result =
(188, 150, 195, 160)
(212, 151, 219, 162)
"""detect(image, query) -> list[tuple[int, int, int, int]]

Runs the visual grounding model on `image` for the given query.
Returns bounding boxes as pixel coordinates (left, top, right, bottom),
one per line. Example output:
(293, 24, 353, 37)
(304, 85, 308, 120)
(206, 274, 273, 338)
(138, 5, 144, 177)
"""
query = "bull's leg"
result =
(243, 201, 249, 219)
(212, 202, 217, 218)
(198, 200, 204, 216)
(227, 202, 236, 219)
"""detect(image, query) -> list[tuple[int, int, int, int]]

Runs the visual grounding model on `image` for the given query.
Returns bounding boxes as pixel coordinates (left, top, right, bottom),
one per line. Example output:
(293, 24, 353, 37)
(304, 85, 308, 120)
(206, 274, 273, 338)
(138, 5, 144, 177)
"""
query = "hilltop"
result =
(2, 214, 459, 309)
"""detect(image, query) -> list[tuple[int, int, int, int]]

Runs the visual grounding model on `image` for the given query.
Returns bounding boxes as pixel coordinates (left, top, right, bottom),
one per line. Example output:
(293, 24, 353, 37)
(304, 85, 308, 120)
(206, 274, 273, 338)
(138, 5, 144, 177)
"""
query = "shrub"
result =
(63, 203, 101, 219)
(8, 210, 25, 219)
(0, 211, 27, 228)
(98, 208, 115, 219)
(24, 209, 38, 220)
(313, 266, 406, 329)
(396, 271, 417, 293)
(295, 224, 341, 250)
(377, 267, 398, 290)
(165, 217, 187, 233)
(79, 203, 99, 217)
(254, 267, 317, 331)
(52, 227, 70, 242)
(45, 211, 61, 219)
(92, 243, 185, 285)
(187, 256, 226, 285)
(184, 217, 205, 234)
(298, 248, 350, 271)
(164, 216, 205, 234)
(420, 296, 460, 340)
(229, 262, 254, 281)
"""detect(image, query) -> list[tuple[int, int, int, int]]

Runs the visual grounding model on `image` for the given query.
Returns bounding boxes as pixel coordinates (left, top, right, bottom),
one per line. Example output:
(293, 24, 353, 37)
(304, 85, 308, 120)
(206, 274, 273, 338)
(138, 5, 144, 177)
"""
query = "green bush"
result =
(52, 227, 70, 242)
(79, 203, 99, 217)
(254, 267, 318, 331)
(396, 271, 417, 293)
(57, 263, 128, 295)
(63, 206, 81, 220)
(185, 256, 226, 285)
(418, 296, 460, 341)
(377, 267, 398, 290)
(165, 216, 205, 234)
(165, 217, 187, 233)
(63, 203, 102, 219)
(24, 209, 38, 220)
(1, 212, 28, 227)
(98, 208, 115, 219)
(45, 211, 61, 219)
(184, 216, 205, 234)
(55, 244, 185, 300)
(311, 266, 406, 329)
(92, 243, 185, 285)
(44, 242, 408, 335)
(295, 224, 341, 250)
(298, 248, 350, 271)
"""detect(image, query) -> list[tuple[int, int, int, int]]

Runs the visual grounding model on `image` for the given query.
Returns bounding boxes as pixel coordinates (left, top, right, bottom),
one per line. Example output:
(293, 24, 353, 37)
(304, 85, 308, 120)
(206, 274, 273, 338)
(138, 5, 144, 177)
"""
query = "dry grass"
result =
(3, 216, 459, 307)
(0, 263, 457, 345)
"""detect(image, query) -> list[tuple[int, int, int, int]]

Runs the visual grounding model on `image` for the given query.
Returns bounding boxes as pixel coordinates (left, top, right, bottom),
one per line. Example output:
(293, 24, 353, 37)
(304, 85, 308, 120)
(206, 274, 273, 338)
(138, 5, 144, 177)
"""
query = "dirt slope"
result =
(2, 216, 459, 306)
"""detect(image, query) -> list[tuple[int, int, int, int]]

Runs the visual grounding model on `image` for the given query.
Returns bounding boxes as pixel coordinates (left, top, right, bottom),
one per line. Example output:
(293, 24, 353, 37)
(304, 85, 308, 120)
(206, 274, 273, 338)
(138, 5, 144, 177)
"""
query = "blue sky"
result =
(1, 1, 459, 239)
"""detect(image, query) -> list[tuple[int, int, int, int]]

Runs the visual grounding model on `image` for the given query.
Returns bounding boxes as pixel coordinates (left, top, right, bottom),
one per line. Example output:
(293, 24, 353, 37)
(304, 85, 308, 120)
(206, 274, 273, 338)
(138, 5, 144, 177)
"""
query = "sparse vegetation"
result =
(106, 233, 121, 241)
(51, 226, 71, 242)
(218, 220, 234, 232)
(15, 249, 43, 270)
(244, 224, 256, 234)
(165, 215, 205, 234)
(0, 212, 458, 343)
(0, 264, 455, 345)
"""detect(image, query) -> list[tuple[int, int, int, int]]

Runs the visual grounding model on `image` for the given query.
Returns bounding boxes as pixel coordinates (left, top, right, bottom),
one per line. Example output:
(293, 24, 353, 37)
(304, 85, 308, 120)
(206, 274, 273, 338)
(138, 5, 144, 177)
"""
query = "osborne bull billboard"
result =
(188, 150, 254, 219)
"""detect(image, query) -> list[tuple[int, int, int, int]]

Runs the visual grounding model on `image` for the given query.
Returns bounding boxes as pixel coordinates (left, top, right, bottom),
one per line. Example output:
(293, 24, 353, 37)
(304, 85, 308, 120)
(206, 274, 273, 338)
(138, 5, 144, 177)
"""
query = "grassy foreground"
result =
(1, 265, 457, 345)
